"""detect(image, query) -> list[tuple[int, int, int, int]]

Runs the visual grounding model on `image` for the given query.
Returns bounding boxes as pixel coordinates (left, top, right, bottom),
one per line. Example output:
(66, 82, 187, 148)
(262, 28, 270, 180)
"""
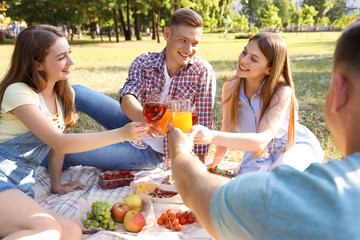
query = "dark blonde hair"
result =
(0, 24, 77, 128)
(225, 32, 296, 157)
(169, 8, 203, 29)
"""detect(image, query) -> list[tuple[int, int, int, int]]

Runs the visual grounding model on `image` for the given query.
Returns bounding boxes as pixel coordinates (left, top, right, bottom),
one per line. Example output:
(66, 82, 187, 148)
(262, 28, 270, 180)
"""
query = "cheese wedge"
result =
(136, 182, 158, 195)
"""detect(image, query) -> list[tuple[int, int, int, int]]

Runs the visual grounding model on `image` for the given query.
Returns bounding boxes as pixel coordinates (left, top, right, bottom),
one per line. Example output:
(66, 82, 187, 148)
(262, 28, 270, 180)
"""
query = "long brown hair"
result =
(225, 32, 296, 157)
(0, 25, 77, 127)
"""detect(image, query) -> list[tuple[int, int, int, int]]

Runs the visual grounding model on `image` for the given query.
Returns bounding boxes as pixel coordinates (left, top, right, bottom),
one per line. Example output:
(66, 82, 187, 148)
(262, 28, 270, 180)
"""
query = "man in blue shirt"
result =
(167, 19, 360, 240)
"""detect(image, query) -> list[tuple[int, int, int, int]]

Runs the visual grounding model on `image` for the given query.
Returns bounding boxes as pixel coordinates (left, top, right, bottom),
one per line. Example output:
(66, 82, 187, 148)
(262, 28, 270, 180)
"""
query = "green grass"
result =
(0, 31, 342, 163)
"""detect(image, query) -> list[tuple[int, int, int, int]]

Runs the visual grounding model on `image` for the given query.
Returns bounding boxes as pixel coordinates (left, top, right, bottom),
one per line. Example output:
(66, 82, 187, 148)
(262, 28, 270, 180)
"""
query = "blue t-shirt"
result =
(210, 153, 360, 240)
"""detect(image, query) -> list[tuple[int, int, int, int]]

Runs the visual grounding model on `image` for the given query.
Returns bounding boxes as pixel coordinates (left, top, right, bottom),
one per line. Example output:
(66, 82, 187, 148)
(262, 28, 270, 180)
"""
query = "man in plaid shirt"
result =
(120, 8, 216, 169)
(44, 8, 215, 171)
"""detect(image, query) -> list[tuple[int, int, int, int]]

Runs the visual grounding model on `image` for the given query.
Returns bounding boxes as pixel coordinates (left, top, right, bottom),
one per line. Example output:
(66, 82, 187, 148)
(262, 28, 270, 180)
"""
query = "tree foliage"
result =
(260, 4, 282, 29)
(3, 0, 357, 42)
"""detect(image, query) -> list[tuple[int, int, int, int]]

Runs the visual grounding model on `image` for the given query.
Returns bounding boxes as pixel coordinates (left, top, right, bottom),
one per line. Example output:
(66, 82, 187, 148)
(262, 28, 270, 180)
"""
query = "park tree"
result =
(93, 0, 114, 42)
(6, 0, 60, 25)
(327, 0, 346, 22)
(273, 0, 291, 28)
(217, 0, 232, 28)
(260, 4, 282, 30)
(233, 14, 249, 32)
(117, 0, 132, 41)
(145, 0, 170, 43)
(317, 16, 330, 30)
(170, 0, 194, 14)
(193, 0, 219, 30)
(301, 4, 318, 30)
(240, 0, 271, 27)
(303, 0, 334, 20)
(289, 2, 302, 31)
(332, 13, 360, 29)
(132, 0, 149, 40)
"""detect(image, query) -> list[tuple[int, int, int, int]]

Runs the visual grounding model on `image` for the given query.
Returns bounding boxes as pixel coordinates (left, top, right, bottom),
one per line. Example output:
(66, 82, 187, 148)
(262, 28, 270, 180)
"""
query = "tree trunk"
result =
(151, 9, 156, 40)
(112, 8, 119, 43)
(108, 26, 112, 42)
(53, 8, 58, 26)
(134, 6, 142, 40)
(90, 21, 96, 41)
(126, 0, 131, 40)
(155, 8, 160, 43)
(118, 7, 131, 40)
(70, 25, 75, 41)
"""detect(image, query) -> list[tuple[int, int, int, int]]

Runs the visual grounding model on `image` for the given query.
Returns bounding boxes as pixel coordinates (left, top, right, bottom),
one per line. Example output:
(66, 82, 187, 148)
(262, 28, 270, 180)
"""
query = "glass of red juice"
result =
(142, 93, 168, 139)
(192, 112, 198, 125)
(191, 105, 198, 126)
(143, 102, 167, 123)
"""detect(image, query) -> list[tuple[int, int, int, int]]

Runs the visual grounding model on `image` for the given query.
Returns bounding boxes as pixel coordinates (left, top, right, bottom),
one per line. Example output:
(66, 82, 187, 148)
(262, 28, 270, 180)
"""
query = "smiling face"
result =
(164, 24, 202, 75)
(38, 37, 74, 83)
(236, 40, 271, 84)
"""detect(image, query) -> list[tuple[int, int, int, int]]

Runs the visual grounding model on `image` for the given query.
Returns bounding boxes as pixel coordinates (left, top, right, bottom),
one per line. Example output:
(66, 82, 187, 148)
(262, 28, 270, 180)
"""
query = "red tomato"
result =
(165, 221, 172, 229)
(174, 224, 182, 231)
(161, 213, 167, 221)
(187, 214, 195, 223)
(171, 218, 179, 225)
(157, 218, 164, 225)
(179, 216, 187, 225)
(168, 213, 176, 221)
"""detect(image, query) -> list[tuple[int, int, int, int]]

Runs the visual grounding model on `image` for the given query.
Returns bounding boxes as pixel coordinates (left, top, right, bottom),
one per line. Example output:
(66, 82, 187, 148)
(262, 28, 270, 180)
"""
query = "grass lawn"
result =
(0, 31, 342, 163)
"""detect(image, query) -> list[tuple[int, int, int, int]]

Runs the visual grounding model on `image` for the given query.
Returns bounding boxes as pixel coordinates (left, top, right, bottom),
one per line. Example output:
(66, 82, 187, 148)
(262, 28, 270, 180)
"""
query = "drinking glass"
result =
(156, 106, 172, 137)
(130, 92, 168, 148)
(191, 105, 198, 126)
(143, 92, 168, 136)
(171, 99, 193, 133)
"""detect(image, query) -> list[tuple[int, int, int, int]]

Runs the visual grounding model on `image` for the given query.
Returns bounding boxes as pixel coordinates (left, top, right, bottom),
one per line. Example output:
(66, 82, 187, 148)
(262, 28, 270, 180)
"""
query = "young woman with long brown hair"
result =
(0, 25, 149, 239)
(193, 32, 324, 175)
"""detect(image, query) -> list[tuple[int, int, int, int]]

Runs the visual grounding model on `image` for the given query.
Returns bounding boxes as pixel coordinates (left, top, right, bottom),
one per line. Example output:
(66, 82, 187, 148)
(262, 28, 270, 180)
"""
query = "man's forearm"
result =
(120, 94, 144, 122)
(171, 152, 206, 204)
(171, 151, 228, 239)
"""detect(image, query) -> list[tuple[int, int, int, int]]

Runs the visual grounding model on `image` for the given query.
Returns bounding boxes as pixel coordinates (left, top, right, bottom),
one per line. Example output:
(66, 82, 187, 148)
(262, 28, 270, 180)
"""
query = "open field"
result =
(0, 31, 342, 162)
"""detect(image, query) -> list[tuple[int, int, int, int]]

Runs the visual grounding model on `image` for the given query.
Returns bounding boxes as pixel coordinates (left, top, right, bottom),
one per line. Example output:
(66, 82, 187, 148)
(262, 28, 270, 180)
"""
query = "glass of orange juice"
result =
(156, 108, 172, 137)
(171, 99, 193, 133)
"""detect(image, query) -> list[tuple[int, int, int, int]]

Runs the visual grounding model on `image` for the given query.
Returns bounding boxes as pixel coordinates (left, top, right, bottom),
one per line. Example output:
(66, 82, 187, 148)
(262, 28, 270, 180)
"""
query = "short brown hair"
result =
(334, 18, 360, 75)
(169, 8, 203, 29)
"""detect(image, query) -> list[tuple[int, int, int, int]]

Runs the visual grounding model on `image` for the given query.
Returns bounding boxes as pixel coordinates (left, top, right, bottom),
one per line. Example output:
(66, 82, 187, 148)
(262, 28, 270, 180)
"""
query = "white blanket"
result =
(33, 161, 237, 239)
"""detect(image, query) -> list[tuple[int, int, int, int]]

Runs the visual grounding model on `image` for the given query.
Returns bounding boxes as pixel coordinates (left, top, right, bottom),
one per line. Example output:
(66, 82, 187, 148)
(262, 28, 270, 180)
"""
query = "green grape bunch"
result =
(83, 201, 119, 231)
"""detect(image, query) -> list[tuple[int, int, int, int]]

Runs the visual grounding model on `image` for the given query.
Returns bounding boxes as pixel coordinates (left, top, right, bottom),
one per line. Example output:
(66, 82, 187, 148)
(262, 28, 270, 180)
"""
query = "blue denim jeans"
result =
(0, 131, 51, 198)
(40, 85, 164, 171)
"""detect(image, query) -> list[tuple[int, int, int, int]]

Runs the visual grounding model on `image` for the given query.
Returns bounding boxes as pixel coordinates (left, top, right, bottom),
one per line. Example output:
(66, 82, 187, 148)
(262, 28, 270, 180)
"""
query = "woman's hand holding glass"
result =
(193, 125, 215, 145)
(120, 122, 150, 142)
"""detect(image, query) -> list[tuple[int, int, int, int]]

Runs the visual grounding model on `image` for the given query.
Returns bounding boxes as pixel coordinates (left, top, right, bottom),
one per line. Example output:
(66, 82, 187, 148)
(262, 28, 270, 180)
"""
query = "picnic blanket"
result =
(33, 161, 238, 240)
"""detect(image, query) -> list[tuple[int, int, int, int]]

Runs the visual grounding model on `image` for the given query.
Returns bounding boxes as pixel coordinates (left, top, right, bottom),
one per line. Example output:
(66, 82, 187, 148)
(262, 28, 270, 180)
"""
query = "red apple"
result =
(111, 202, 131, 223)
(124, 194, 143, 212)
(123, 210, 145, 233)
